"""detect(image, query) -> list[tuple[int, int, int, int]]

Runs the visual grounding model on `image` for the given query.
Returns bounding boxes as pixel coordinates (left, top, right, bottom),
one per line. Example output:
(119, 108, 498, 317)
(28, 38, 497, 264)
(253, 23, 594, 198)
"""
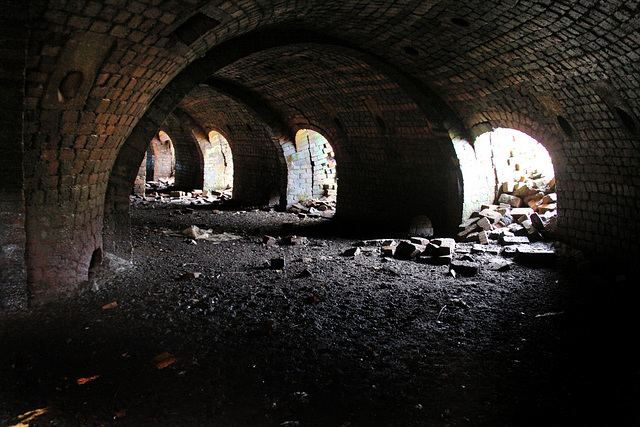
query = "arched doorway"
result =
(287, 129, 337, 206)
(203, 130, 234, 192)
(454, 128, 557, 237)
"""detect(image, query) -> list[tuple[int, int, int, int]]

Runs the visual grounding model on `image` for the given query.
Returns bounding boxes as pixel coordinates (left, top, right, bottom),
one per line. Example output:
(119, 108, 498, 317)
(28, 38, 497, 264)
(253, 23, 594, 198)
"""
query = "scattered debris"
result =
(288, 198, 335, 218)
(10, 407, 50, 426)
(514, 246, 557, 267)
(282, 235, 308, 246)
(152, 352, 179, 370)
(342, 247, 361, 257)
(162, 225, 243, 243)
(458, 172, 557, 247)
(394, 241, 424, 260)
(181, 272, 202, 280)
(450, 260, 479, 277)
(76, 375, 101, 385)
(535, 311, 565, 318)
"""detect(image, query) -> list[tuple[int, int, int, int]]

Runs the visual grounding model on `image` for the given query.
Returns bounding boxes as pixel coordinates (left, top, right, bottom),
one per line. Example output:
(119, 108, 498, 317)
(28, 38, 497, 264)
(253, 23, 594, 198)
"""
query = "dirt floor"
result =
(1, 197, 638, 426)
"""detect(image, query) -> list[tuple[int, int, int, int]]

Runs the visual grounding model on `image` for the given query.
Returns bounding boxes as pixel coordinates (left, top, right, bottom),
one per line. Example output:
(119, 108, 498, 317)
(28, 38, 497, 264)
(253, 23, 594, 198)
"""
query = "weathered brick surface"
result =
(203, 130, 234, 191)
(288, 130, 337, 204)
(0, 0, 637, 303)
(177, 85, 288, 206)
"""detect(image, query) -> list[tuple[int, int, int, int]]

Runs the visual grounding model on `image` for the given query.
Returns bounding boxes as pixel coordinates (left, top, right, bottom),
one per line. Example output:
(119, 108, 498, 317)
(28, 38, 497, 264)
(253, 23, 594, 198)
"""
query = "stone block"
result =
(497, 212, 514, 226)
(263, 235, 277, 245)
(514, 247, 557, 267)
(394, 241, 424, 260)
(477, 217, 494, 231)
(282, 235, 307, 245)
(510, 208, 533, 220)
(456, 223, 479, 240)
(498, 193, 523, 208)
(381, 246, 395, 257)
(530, 213, 546, 231)
(450, 260, 479, 276)
(410, 237, 430, 246)
(426, 238, 456, 256)
(524, 192, 545, 204)
(513, 184, 538, 199)
(499, 235, 530, 245)
(543, 193, 557, 204)
(538, 203, 557, 214)
(479, 209, 503, 223)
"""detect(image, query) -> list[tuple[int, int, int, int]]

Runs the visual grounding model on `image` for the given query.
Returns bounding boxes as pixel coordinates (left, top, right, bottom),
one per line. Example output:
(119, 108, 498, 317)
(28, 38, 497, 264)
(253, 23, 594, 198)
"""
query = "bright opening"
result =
(204, 130, 233, 192)
(134, 131, 175, 194)
(286, 130, 337, 215)
(454, 128, 556, 221)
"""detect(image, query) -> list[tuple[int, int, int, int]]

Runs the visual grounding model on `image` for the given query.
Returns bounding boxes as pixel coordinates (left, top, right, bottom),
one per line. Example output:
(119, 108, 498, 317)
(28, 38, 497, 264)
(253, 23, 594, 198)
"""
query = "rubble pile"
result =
(458, 173, 558, 245)
(144, 178, 174, 192)
(134, 187, 233, 207)
(288, 198, 336, 219)
(341, 234, 557, 276)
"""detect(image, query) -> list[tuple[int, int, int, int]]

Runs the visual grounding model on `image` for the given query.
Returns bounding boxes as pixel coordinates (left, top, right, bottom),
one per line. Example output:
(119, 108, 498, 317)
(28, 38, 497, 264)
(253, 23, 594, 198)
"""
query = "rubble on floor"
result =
(343, 237, 557, 276)
(351, 174, 561, 275)
(458, 173, 558, 245)
(287, 198, 336, 218)
(133, 186, 233, 207)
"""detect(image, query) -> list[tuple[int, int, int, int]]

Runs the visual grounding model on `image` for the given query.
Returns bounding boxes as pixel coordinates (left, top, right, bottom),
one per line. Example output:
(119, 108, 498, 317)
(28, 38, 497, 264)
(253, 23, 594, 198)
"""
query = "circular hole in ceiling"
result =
(614, 107, 638, 134)
(451, 17, 471, 28)
(58, 70, 84, 103)
(556, 115, 574, 138)
(403, 46, 420, 56)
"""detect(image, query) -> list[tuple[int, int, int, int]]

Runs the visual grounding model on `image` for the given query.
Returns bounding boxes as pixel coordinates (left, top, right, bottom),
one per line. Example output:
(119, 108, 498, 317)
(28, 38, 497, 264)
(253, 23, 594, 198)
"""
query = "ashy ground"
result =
(1, 198, 638, 426)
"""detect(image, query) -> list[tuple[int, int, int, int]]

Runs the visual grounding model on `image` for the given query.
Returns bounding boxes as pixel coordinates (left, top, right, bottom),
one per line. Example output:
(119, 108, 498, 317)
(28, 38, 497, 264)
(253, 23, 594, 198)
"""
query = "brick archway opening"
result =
(455, 128, 557, 233)
(133, 131, 176, 195)
(204, 130, 234, 193)
(287, 130, 337, 207)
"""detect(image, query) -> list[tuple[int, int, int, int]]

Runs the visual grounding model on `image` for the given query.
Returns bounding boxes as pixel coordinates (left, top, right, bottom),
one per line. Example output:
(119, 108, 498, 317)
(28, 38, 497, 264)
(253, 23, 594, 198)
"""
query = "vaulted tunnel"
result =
(1, 1, 639, 424)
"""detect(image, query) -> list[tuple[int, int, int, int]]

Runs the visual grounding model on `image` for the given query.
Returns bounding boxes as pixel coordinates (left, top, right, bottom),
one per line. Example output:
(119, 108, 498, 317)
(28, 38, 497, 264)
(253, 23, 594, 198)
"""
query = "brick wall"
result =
(177, 85, 287, 206)
(161, 116, 204, 191)
(217, 45, 463, 233)
(2, 1, 638, 301)
(287, 130, 337, 204)
(151, 132, 175, 182)
(204, 130, 234, 191)
(133, 151, 146, 196)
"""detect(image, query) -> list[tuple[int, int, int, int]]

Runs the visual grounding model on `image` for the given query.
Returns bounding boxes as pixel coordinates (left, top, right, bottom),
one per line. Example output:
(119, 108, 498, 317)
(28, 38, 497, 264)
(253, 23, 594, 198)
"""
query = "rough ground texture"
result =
(1, 199, 638, 426)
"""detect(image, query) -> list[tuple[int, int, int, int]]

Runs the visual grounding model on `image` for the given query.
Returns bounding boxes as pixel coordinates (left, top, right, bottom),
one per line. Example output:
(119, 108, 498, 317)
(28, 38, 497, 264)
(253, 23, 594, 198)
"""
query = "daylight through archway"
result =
(455, 128, 557, 241)
(285, 129, 337, 216)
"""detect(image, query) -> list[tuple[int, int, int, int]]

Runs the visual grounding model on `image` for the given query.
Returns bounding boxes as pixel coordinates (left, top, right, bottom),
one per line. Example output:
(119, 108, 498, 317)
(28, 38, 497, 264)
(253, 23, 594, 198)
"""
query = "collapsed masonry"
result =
(459, 174, 557, 245)
(136, 187, 233, 206)
(457, 176, 558, 245)
(334, 174, 559, 275)
(287, 198, 336, 219)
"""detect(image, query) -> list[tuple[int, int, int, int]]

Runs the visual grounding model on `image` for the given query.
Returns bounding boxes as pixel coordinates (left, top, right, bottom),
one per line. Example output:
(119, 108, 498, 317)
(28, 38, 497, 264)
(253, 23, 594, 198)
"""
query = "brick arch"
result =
(203, 128, 234, 192)
(178, 85, 288, 207)
(104, 28, 467, 259)
(211, 42, 464, 233)
(163, 110, 205, 191)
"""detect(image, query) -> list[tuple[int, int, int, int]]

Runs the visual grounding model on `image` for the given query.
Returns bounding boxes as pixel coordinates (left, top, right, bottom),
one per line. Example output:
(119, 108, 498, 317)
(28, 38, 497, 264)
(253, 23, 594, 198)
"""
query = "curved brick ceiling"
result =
(5, 0, 638, 301)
